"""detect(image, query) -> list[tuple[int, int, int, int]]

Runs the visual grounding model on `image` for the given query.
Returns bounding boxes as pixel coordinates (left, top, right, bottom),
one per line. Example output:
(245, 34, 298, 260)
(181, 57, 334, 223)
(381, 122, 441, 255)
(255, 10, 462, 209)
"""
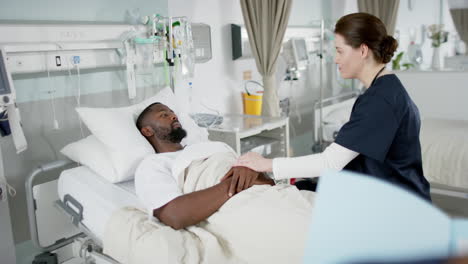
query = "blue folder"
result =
(303, 170, 468, 263)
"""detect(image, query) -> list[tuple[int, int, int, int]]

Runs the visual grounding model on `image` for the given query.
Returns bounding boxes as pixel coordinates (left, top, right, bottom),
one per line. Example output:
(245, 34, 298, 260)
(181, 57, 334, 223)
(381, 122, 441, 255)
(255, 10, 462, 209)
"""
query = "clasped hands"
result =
(221, 152, 275, 197)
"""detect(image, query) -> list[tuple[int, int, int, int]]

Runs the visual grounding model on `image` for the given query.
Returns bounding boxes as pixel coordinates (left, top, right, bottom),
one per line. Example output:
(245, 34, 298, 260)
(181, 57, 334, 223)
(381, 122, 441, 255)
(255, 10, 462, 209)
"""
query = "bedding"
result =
(420, 118, 468, 189)
(103, 152, 316, 264)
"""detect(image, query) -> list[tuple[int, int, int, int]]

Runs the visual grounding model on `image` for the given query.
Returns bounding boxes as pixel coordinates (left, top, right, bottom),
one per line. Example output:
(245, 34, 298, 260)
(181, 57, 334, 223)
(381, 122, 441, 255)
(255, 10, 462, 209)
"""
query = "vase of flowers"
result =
(427, 24, 448, 70)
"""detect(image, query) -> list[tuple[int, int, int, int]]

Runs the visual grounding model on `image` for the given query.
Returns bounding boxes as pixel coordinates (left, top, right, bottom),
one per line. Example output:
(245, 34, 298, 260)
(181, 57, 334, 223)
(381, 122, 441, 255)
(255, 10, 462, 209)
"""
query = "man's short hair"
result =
(136, 102, 161, 130)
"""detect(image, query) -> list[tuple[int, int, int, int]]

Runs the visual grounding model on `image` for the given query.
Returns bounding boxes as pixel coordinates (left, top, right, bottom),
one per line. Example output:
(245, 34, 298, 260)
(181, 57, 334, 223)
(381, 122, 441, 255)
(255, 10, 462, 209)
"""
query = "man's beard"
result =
(154, 123, 187, 143)
(168, 127, 187, 143)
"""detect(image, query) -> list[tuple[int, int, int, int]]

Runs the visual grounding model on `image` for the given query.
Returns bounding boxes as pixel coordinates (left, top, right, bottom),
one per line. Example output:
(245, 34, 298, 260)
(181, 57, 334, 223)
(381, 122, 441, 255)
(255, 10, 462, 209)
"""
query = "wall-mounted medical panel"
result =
(192, 23, 212, 63)
(0, 22, 212, 74)
(6, 48, 125, 74)
(0, 23, 135, 44)
(0, 23, 144, 75)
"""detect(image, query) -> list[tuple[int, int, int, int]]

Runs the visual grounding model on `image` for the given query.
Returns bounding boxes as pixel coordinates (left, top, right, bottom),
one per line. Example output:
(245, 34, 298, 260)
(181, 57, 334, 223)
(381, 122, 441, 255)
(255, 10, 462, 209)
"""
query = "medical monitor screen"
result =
(0, 50, 12, 96)
(294, 39, 308, 62)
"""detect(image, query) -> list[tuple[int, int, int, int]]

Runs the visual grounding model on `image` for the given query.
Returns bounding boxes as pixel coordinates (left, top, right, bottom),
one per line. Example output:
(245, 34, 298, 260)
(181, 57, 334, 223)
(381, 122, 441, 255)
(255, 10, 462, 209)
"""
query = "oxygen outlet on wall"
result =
(72, 55, 80, 65)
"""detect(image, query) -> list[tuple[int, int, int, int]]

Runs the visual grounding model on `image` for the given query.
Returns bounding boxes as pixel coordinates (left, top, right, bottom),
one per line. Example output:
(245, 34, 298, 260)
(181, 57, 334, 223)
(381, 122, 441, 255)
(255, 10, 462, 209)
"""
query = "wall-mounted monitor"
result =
(231, 24, 253, 60)
(282, 38, 309, 71)
(291, 38, 309, 70)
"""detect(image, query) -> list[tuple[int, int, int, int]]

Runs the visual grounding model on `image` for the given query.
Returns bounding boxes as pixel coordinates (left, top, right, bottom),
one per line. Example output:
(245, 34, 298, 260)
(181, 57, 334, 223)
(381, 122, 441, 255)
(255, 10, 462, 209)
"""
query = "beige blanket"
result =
(104, 152, 315, 264)
(420, 118, 468, 189)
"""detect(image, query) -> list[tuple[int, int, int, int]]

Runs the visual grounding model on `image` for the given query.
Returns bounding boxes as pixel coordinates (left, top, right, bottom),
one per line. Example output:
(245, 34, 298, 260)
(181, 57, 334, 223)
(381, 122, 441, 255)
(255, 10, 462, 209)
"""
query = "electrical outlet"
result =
(16, 59, 24, 67)
(243, 70, 252, 80)
(72, 56, 81, 65)
(55, 56, 61, 67)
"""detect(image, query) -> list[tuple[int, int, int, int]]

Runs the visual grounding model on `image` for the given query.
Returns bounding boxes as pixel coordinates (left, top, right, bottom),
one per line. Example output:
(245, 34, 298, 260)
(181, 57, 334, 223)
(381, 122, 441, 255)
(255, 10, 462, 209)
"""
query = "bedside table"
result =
(207, 114, 290, 158)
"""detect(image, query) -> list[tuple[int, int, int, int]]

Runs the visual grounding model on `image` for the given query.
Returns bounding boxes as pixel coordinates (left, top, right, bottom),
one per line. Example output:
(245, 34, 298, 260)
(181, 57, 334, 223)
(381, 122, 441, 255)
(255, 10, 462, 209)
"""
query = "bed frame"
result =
(430, 183, 468, 199)
(25, 160, 120, 264)
(312, 90, 360, 152)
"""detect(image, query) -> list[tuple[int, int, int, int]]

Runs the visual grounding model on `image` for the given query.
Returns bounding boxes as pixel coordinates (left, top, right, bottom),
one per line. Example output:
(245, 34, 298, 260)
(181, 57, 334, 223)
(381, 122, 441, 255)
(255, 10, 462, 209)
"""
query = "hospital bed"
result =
(26, 160, 141, 264)
(313, 93, 468, 202)
(26, 155, 468, 263)
(419, 118, 468, 199)
(28, 156, 316, 264)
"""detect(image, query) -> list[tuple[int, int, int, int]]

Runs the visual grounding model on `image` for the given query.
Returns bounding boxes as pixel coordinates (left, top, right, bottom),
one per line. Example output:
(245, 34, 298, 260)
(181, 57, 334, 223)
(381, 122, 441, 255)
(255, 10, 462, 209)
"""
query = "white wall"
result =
(395, 0, 457, 69)
(397, 71, 468, 121)
(341, 0, 459, 70)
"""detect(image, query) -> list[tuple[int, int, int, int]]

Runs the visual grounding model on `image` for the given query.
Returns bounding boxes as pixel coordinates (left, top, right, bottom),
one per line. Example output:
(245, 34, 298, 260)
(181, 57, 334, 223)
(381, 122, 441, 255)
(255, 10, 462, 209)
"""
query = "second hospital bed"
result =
(315, 95, 468, 200)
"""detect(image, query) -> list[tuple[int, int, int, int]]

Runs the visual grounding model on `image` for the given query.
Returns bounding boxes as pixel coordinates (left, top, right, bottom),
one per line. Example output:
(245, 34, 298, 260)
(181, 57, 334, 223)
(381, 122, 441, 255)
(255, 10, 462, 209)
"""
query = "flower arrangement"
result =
(427, 24, 448, 48)
(392, 51, 414, 70)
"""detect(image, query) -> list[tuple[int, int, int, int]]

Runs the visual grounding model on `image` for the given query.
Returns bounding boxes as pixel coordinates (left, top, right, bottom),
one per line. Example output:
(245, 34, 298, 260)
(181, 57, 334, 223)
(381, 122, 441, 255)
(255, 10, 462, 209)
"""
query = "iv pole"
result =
(312, 19, 326, 153)
(318, 19, 325, 151)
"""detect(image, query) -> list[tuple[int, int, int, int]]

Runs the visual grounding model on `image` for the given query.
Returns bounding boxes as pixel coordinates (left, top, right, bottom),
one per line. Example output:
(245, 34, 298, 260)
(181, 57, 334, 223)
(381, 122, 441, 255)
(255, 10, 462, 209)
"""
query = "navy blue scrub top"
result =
(335, 74, 431, 202)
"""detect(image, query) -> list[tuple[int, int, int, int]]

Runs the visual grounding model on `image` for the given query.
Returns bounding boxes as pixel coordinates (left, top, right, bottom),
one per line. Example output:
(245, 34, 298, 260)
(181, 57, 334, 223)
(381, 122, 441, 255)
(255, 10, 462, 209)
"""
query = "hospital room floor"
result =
(432, 194, 468, 218)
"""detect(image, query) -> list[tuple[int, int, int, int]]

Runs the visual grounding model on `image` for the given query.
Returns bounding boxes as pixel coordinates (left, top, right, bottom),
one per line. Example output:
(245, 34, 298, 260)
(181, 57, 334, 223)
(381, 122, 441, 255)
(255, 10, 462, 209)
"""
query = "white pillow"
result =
(75, 87, 208, 183)
(60, 135, 117, 181)
(127, 87, 209, 146)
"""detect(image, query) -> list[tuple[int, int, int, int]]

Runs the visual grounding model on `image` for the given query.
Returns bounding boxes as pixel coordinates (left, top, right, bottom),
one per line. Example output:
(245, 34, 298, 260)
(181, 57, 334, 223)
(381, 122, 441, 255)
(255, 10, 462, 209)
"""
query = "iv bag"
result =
(181, 19, 195, 79)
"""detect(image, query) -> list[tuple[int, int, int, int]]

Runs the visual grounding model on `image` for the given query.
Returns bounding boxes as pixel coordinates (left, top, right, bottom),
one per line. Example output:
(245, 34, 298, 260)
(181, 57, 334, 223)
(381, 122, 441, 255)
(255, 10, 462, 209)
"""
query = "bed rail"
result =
(313, 90, 361, 152)
(25, 160, 85, 252)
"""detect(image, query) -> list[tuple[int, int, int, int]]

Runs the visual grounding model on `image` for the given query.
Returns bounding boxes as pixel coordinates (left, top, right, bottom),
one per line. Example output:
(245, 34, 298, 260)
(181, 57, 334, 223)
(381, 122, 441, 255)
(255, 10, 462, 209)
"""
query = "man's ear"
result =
(141, 126, 155, 137)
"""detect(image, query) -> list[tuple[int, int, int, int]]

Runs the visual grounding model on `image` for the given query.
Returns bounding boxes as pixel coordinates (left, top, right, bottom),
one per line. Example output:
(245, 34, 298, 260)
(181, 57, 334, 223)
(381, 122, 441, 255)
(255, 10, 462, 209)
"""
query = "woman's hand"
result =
(234, 152, 273, 173)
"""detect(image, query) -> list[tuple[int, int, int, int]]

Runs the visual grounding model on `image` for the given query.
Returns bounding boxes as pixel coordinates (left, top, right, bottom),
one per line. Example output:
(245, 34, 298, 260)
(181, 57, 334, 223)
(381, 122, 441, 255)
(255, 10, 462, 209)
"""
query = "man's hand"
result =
(233, 152, 273, 173)
(221, 166, 273, 197)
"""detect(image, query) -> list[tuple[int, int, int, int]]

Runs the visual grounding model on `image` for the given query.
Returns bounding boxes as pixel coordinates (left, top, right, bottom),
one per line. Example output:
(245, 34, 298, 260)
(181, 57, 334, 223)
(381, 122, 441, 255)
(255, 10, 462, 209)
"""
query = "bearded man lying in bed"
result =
(134, 102, 275, 230)
(124, 102, 314, 264)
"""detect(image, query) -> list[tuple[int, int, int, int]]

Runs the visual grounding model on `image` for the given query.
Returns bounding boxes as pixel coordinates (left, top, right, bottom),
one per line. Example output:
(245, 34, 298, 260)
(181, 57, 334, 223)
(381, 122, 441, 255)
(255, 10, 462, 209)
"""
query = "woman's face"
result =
(334, 33, 365, 79)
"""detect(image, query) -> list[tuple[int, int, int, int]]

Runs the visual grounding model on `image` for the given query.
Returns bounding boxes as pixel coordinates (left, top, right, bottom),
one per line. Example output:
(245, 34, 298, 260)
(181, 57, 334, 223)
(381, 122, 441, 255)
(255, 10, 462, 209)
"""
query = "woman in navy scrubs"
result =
(233, 13, 431, 202)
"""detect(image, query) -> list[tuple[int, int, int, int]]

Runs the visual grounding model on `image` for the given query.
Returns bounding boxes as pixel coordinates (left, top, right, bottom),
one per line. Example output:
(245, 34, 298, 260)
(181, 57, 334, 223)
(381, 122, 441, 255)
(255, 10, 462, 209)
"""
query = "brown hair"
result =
(334, 13, 398, 64)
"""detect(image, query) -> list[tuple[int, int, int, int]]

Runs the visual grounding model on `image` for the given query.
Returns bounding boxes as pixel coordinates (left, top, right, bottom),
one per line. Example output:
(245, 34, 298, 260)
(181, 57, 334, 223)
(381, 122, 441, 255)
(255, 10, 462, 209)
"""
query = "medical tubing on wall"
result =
(75, 63, 81, 107)
(45, 51, 59, 130)
(163, 46, 170, 87)
(53, 42, 85, 138)
(73, 57, 85, 139)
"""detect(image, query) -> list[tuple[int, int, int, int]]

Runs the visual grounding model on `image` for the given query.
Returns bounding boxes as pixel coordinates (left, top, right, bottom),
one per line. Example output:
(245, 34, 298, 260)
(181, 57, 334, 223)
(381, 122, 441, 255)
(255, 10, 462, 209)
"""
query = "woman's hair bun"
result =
(380, 35, 398, 63)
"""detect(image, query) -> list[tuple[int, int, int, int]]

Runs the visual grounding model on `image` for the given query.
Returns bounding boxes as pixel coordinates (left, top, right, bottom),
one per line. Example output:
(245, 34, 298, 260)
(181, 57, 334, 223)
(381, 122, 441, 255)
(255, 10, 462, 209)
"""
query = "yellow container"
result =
(242, 92, 263, 116)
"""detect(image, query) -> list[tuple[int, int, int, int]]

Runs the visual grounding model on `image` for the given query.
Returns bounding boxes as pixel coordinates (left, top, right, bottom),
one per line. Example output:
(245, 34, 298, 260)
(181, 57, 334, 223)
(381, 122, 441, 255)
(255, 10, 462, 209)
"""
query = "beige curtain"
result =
(450, 9, 468, 54)
(240, 0, 292, 117)
(357, 0, 400, 35)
